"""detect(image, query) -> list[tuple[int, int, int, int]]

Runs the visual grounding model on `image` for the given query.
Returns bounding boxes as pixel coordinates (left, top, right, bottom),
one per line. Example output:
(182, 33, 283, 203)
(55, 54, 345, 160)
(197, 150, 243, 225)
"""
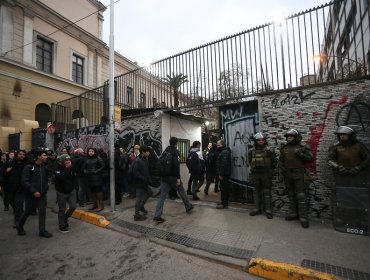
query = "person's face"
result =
(257, 139, 265, 146)
(287, 136, 294, 143)
(38, 153, 47, 163)
(64, 160, 72, 168)
(134, 148, 140, 154)
(208, 143, 212, 149)
(339, 134, 349, 142)
(216, 141, 222, 148)
(9, 152, 15, 160)
(143, 151, 150, 158)
(1, 154, 6, 161)
(61, 149, 68, 154)
(88, 149, 95, 156)
(17, 152, 26, 160)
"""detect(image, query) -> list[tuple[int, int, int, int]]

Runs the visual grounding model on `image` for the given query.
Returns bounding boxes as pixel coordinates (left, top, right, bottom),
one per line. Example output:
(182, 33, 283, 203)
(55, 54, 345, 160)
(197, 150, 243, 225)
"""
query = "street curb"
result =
(247, 258, 343, 280)
(71, 209, 110, 228)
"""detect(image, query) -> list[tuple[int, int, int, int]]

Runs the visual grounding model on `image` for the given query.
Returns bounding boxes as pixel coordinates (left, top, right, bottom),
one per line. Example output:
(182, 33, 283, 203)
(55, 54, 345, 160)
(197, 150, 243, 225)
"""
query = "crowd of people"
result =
(0, 126, 368, 238)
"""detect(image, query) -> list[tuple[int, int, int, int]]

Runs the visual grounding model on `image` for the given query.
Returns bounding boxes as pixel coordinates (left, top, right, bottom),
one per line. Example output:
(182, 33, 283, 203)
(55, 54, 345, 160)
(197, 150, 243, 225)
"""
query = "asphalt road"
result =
(0, 207, 259, 280)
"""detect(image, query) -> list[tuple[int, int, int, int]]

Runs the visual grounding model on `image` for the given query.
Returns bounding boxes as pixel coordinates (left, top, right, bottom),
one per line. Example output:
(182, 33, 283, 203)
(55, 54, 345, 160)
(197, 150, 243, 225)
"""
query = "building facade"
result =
(0, 0, 139, 150)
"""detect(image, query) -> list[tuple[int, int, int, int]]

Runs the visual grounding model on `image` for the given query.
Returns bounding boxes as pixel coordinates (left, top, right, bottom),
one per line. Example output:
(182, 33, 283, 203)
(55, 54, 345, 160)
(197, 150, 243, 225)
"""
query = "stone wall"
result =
(259, 78, 370, 219)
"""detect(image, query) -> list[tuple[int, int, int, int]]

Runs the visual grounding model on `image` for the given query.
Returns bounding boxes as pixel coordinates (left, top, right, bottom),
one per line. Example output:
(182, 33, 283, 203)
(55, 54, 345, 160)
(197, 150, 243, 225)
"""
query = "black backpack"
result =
(157, 150, 173, 177)
(186, 151, 199, 173)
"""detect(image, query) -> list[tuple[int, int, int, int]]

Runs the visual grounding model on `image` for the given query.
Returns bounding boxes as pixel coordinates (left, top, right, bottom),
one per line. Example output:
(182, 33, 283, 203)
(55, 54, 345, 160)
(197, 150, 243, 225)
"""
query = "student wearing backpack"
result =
(16, 148, 52, 238)
(153, 137, 194, 223)
(186, 141, 205, 200)
(131, 145, 153, 221)
(203, 142, 219, 195)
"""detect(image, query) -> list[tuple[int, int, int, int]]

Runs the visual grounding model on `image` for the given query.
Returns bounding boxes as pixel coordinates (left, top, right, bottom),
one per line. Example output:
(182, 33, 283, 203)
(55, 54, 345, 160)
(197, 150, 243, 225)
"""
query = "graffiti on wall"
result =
(54, 124, 162, 157)
(263, 81, 370, 218)
(220, 101, 259, 186)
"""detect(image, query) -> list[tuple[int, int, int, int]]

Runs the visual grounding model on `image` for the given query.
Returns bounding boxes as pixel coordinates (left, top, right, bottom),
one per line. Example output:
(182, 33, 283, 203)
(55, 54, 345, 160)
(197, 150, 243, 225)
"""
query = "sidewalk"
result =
(87, 188, 370, 280)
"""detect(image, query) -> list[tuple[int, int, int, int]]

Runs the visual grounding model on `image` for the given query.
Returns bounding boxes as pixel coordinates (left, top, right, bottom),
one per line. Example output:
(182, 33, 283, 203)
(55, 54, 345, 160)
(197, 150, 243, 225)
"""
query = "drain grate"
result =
(113, 219, 255, 259)
(301, 259, 370, 280)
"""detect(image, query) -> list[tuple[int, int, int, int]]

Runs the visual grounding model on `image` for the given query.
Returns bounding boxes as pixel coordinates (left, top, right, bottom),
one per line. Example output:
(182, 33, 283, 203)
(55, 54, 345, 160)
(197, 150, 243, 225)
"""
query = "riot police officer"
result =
(328, 126, 369, 175)
(328, 126, 369, 229)
(248, 133, 277, 219)
(280, 129, 313, 228)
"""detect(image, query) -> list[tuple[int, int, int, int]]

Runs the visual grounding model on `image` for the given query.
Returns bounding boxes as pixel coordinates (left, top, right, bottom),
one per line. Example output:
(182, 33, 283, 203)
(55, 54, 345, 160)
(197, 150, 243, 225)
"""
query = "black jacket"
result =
(166, 145, 181, 179)
(216, 146, 232, 177)
(2, 159, 28, 192)
(132, 155, 152, 188)
(54, 165, 76, 194)
(21, 163, 49, 196)
(83, 155, 105, 187)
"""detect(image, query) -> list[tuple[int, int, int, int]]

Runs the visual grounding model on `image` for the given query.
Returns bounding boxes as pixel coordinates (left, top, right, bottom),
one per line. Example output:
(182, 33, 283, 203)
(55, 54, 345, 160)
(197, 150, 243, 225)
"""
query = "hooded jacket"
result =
(21, 162, 49, 197)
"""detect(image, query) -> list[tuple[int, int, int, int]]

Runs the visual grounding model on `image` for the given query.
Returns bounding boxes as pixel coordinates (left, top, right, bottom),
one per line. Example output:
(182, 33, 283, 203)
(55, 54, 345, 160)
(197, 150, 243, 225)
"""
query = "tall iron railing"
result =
(52, 0, 370, 128)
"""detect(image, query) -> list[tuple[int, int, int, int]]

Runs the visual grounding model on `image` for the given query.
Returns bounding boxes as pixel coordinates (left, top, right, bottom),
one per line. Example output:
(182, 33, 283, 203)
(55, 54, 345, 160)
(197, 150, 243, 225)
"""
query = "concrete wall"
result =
(259, 78, 370, 219)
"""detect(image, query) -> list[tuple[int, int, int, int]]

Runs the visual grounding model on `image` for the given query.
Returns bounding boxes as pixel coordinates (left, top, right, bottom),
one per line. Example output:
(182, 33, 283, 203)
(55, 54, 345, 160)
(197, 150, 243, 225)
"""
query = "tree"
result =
(162, 73, 189, 108)
(217, 64, 248, 100)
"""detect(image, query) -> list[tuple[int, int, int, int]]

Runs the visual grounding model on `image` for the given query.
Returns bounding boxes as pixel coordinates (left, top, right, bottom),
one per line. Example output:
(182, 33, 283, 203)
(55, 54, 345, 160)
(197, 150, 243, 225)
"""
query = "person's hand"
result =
(6, 167, 12, 172)
(337, 165, 348, 174)
(348, 166, 361, 175)
(176, 179, 181, 187)
(34, 192, 41, 198)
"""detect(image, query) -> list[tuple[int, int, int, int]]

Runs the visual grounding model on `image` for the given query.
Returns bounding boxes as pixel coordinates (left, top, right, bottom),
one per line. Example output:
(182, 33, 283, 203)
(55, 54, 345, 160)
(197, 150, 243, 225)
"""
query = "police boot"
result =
(285, 189, 298, 220)
(250, 189, 261, 216)
(264, 189, 273, 219)
(297, 192, 308, 227)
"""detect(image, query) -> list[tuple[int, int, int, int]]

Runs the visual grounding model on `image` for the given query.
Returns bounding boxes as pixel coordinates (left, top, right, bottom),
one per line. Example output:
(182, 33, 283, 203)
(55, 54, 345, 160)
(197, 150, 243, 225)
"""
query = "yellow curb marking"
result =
(71, 209, 110, 228)
(248, 258, 343, 280)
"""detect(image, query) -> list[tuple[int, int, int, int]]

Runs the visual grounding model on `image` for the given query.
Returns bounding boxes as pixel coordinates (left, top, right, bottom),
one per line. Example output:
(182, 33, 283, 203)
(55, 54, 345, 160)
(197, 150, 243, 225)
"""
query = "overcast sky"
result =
(99, 0, 329, 66)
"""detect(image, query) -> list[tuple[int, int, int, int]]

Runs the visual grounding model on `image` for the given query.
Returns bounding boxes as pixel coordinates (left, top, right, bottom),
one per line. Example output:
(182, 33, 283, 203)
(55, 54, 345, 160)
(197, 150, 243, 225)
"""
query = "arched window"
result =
(72, 110, 84, 119)
(35, 103, 50, 128)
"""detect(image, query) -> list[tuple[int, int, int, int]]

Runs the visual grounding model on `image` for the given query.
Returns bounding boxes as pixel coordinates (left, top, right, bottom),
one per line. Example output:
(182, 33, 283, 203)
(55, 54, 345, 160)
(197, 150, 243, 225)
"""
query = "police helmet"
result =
(334, 126, 355, 135)
(254, 133, 265, 140)
(284, 129, 302, 143)
(334, 126, 356, 142)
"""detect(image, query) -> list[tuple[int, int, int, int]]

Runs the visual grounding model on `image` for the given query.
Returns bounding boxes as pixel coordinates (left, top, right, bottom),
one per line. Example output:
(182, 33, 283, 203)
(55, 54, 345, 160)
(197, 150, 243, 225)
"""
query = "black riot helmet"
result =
(334, 126, 356, 142)
(284, 129, 302, 143)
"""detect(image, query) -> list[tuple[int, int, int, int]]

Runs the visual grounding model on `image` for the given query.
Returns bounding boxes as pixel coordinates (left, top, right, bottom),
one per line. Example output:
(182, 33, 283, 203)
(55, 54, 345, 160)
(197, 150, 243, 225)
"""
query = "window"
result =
(140, 92, 146, 108)
(72, 54, 84, 84)
(177, 139, 190, 163)
(127, 86, 133, 107)
(35, 103, 50, 128)
(36, 36, 53, 73)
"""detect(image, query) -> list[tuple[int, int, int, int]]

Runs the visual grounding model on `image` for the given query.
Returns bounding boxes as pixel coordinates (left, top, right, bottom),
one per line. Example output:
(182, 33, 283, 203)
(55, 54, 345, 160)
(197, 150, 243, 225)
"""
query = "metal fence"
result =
(52, 0, 370, 128)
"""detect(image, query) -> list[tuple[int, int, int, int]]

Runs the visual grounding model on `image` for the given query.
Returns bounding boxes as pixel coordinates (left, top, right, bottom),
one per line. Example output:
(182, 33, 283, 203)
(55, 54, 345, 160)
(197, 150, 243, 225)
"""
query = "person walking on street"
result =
(280, 129, 313, 228)
(16, 148, 52, 238)
(203, 142, 219, 195)
(186, 141, 205, 201)
(215, 140, 232, 209)
(131, 145, 153, 221)
(153, 137, 194, 223)
(248, 133, 277, 219)
(2, 150, 28, 227)
(54, 155, 77, 233)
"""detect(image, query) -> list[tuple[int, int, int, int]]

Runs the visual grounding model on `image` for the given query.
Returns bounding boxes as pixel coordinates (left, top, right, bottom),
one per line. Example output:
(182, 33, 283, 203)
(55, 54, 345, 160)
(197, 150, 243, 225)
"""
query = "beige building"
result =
(0, 0, 139, 150)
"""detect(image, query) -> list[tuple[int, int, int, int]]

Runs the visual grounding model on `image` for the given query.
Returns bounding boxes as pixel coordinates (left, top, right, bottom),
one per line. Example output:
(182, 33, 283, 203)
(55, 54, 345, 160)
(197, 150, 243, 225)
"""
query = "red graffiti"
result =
(312, 112, 319, 117)
(305, 96, 348, 173)
(296, 112, 301, 118)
